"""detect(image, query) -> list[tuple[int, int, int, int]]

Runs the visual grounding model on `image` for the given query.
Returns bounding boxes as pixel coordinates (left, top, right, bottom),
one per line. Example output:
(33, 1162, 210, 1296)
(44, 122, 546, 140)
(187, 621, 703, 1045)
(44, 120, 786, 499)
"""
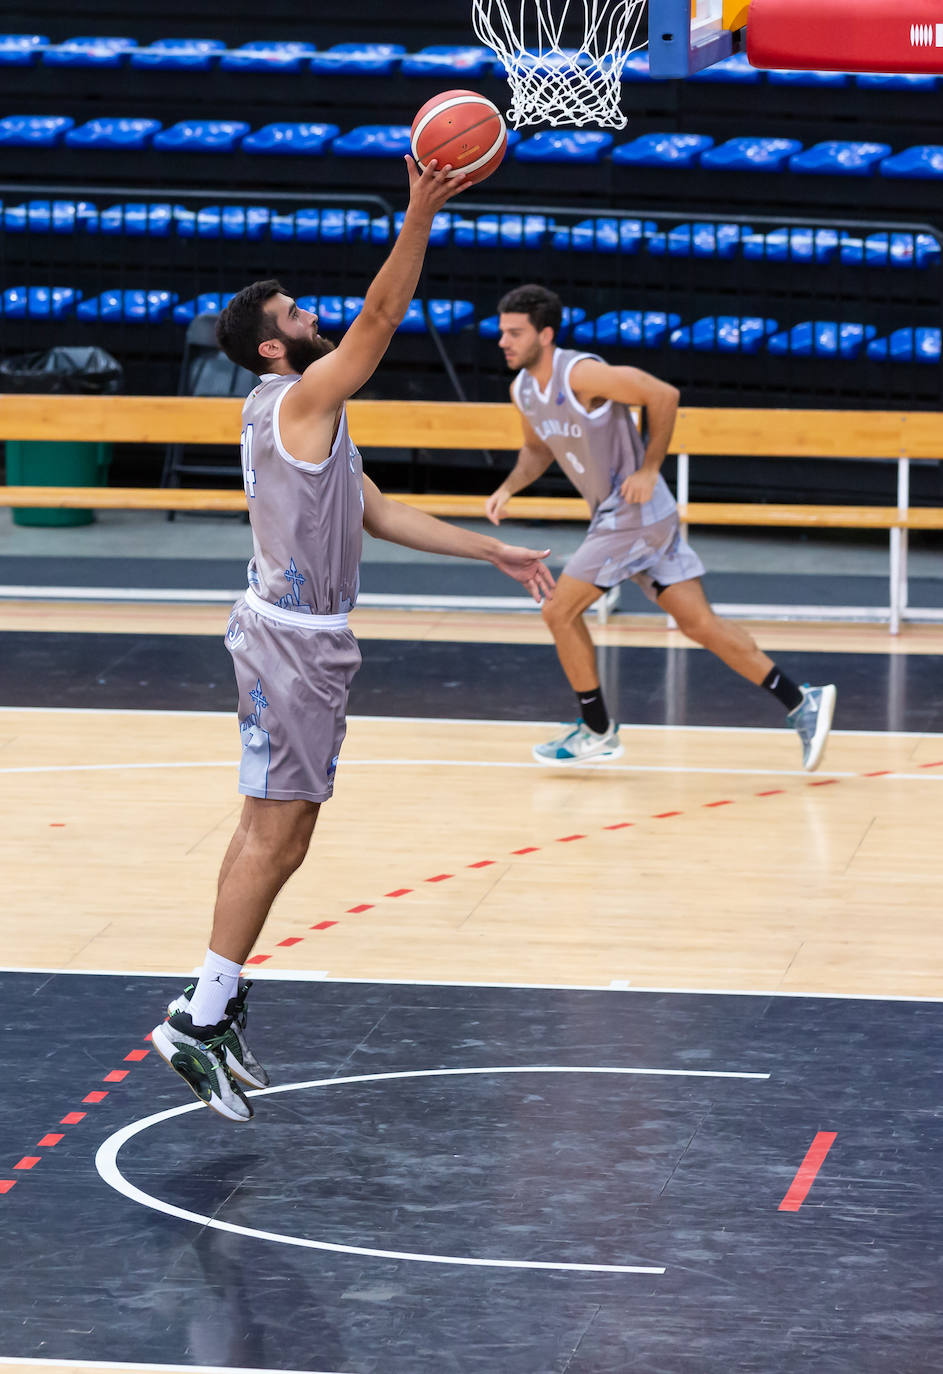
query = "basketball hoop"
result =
(472, 0, 647, 128)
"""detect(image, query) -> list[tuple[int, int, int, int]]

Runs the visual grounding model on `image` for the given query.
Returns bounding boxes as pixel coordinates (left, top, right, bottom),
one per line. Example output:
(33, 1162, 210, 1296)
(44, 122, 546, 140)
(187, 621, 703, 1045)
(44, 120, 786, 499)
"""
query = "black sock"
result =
(762, 665, 803, 713)
(577, 687, 610, 735)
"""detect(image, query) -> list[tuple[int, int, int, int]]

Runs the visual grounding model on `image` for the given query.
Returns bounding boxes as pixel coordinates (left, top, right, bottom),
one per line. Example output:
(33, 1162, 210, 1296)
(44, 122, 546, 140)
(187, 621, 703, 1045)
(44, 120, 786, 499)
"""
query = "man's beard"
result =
(280, 330, 335, 374)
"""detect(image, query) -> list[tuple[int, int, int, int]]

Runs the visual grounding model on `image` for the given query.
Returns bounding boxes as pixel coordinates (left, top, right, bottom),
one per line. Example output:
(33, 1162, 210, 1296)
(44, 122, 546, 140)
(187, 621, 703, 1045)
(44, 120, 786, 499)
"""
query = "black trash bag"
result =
(0, 346, 123, 394)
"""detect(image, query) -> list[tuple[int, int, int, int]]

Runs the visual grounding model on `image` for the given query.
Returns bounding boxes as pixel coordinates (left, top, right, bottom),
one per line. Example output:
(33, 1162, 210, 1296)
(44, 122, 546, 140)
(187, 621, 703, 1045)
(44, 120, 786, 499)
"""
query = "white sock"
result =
(187, 949, 243, 1028)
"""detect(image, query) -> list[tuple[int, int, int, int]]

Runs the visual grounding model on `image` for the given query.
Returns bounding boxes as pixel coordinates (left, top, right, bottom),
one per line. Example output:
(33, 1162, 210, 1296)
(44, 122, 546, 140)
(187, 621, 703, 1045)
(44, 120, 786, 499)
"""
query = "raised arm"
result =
(362, 474, 555, 604)
(568, 358, 679, 505)
(484, 409, 557, 525)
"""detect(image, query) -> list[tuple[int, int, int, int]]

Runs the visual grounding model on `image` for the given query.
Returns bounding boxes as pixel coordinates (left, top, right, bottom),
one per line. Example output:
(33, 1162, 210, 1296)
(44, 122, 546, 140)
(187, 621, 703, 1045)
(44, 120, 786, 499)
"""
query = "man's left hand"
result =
(494, 545, 556, 604)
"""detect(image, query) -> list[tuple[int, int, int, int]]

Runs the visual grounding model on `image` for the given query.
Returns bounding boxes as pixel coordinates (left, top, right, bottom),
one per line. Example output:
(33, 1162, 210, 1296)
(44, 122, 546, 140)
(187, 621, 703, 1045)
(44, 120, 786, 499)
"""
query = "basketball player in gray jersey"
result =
(151, 163, 555, 1121)
(486, 284, 836, 769)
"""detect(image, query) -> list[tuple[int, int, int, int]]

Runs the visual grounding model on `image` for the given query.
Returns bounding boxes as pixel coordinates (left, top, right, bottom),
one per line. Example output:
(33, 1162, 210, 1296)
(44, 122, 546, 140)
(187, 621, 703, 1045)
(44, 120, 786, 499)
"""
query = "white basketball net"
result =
(472, 0, 647, 128)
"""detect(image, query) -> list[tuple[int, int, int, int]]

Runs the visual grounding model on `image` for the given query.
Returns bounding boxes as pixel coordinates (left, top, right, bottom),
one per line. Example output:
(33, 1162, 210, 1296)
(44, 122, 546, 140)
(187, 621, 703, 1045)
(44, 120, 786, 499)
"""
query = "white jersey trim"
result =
(562, 352, 613, 421)
(244, 586, 349, 630)
(271, 378, 337, 475)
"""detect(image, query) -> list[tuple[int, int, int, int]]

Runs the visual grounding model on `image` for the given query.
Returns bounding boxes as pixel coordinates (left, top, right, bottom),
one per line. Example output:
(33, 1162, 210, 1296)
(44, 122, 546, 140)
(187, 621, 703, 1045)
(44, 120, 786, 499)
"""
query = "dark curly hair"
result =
(497, 283, 563, 340)
(215, 279, 286, 374)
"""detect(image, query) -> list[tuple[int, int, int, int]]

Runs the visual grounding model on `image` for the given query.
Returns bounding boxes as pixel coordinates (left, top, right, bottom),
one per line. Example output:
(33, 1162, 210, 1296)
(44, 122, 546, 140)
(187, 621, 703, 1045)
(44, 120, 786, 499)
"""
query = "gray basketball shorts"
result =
(225, 594, 362, 804)
(563, 511, 706, 601)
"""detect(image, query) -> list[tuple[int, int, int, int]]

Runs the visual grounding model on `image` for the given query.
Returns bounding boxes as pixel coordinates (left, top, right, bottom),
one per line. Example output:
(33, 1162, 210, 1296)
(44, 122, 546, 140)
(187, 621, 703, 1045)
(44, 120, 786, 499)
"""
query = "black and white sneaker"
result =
(151, 1010, 253, 1122)
(167, 979, 270, 1090)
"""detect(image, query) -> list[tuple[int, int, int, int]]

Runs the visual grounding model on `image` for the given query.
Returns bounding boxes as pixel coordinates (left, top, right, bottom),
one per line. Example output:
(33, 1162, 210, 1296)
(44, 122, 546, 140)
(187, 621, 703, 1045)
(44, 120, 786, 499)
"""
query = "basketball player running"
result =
(486, 283, 836, 768)
(151, 163, 555, 1122)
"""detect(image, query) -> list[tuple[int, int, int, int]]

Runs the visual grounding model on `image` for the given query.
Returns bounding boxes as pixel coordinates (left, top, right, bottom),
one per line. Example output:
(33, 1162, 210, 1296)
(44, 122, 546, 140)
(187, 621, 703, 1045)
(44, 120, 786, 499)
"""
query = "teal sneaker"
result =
(151, 1010, 253, 1122)
(168, 979, 269, 1090)
(787, 683, 837, 772)
(533, 720, 623, 766)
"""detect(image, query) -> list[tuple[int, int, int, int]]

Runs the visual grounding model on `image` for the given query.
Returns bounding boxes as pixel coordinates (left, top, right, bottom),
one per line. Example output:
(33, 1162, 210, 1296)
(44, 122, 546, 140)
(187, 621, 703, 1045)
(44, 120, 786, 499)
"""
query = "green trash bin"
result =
(5, 439, 112, 527)
(0, 345, 123, 527)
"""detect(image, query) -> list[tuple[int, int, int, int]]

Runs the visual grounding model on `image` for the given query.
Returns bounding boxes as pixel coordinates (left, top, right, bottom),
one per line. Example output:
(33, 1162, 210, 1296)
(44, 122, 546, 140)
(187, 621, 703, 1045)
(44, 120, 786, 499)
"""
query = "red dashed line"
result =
(467, 860, 496, 869)
(863, 770, 892, 777)
(703, 800, 734, 808)
(49, 823, 65, 828)
(311, 921, 337, 930)
(756, 789, 786, 797)
(808, 779, 839, 787)
(60, 1112, 85, 1126)
(603, 822, 633, 830)
(919, 760, 943, 768)
(512, 846, 540, 853)
(385, 888, 413, 898)
(82, 1091, 108, 1104)
(347, 903, 374, 913)
(245, 954, 271, 965)
(124, 1049, 149, 1062)
(652, 811, 682, 819)
(426, 874, 453, 883)
(37, 1134, 63, 1148)
(557, 834, 586, 843)
(103, 1070, 129, 1083)
(277, 937, 303, 947)
(0, 1181, 15, 1194)
(14, 1157, 40, 1171)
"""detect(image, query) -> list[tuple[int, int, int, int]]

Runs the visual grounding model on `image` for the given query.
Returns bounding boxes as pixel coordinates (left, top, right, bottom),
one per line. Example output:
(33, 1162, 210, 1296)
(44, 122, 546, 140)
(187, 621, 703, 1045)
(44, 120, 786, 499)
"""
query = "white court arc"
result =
(96, 1064, 769, 1276)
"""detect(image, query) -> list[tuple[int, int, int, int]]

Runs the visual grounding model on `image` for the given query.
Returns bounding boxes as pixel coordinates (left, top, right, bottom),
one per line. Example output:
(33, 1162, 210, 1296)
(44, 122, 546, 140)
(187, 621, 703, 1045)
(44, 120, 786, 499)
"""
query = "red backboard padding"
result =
(747, 0, 943, 72)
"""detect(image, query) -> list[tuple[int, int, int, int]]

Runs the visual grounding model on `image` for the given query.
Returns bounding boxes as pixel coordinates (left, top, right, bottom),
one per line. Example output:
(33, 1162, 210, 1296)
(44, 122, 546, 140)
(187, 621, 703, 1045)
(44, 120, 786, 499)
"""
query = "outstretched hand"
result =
(493, 544, 556, 604)
(405, 155, 469, 213)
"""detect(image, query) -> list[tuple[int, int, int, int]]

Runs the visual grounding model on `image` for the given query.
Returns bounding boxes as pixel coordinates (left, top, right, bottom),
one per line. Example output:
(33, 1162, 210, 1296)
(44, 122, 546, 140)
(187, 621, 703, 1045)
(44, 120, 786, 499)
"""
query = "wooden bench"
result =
(1, 396, 941, 631)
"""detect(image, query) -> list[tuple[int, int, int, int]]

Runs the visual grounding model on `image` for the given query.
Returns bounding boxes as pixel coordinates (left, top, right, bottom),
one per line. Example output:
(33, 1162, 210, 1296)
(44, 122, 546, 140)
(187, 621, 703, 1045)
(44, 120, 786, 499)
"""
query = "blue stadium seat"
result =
(551, 217, 656, 253)
(220, 41, 316, 71)
(173, 292, 237, 324)
(173, 206, 270, 239)
(397, 300, 475, 334)
(76, 289, 178, 322)
(0, 34, 49, 65)
(789, 141, 892, 175)
(65, 118, 162, 150)
(401, 46, 493, 77)
(866, 327, 941, 362)
(42, 37, 136, 66)
(3, 199, 99, 233)
(700, 136, 802, 171)
(572, 310, 681, 347)
(765, 69, 848, 85)
(647, 222, 753, 258)
(479, 306, 587, 343)
(514, 131, 613, 164)
(855, 72, 936, 89)
(99, 203, 175, 236)
(295, 296, 365, 329)
(669, 315, 778, 352)
(130, 39, 226, 70)
(766, 320, 878, 357)
(368, 211, 457, 246)
(0, 115, 73, 146)
(741, 226, 840, 262)
(690, 52, 762, 82)
(620, 52, 651, 81)
(836, 231, 941, 266)
(309, 43, 405, 74)
(270, 208, 372, 242)
(153, 120, 250, 153)
(453, 214, 554, 247)
(612, 133, 714, 167)
(2, 285, 81, 318)
(880, 145, 943, 178)
(331, 125, 412, 157)
(242, 123, 339, 155)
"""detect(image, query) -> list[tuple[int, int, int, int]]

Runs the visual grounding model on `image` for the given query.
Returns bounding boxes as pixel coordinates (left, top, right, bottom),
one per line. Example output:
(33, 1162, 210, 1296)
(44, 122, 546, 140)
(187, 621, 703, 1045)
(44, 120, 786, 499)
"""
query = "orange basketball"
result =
(410, 89, 507, 187)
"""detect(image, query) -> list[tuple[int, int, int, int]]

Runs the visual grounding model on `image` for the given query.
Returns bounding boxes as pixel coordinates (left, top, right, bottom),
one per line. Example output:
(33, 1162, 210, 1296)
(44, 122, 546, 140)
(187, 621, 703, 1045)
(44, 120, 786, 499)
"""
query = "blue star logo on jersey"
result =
(249, 678, 269, 713)
(556, 391, 565, 405)
(283, 557, 306, 604)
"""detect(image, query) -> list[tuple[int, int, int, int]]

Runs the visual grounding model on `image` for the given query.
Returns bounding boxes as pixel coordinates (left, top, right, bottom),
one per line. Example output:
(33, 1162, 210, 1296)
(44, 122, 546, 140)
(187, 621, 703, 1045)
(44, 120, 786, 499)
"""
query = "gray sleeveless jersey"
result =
(239, 372, 364, 615)
(511, 348, 677, 528)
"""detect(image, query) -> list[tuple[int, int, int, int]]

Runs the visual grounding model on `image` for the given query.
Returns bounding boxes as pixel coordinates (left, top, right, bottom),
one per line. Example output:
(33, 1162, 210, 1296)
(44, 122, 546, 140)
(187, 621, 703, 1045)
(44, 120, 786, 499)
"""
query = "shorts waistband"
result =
(244, 586, 350, 631)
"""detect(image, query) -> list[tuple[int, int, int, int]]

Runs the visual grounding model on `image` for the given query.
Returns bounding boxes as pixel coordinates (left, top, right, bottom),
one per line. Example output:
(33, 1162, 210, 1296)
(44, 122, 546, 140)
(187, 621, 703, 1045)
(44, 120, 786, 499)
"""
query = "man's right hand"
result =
(485, 485, 512, 525)
(405, 156, 469, 216)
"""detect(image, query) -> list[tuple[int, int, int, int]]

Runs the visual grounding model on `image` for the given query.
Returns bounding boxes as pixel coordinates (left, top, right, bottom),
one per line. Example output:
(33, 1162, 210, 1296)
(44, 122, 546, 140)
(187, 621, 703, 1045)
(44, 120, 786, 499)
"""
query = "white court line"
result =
(0, 1360, 352, 1374)
(3, 965, 942, 1002)
(1, 704, 941, 740)
(96, 1066, 767, 1276)
(1, 756, 941, 782)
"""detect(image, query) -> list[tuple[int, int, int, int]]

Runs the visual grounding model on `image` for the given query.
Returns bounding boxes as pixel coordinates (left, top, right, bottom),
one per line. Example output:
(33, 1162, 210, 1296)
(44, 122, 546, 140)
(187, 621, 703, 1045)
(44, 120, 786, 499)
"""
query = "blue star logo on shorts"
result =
(249, 678, 269, 713)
